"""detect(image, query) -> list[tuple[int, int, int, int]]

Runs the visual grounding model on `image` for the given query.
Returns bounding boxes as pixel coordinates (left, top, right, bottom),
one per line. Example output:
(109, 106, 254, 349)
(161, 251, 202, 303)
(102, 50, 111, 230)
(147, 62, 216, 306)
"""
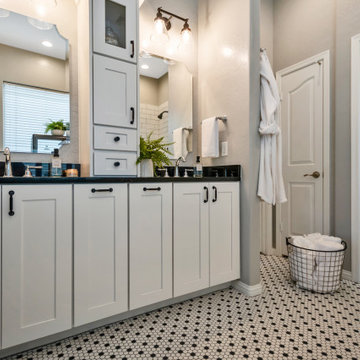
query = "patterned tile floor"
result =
(6, 255, 360, 360)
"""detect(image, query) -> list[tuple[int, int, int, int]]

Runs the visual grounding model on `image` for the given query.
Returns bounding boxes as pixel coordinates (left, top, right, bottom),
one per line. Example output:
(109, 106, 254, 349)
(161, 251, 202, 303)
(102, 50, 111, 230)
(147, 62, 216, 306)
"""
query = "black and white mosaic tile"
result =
(6, 255, 360, 360)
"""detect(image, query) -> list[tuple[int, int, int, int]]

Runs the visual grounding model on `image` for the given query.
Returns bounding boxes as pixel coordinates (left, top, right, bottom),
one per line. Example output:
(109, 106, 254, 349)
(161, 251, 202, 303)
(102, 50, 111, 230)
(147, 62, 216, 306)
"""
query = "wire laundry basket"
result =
(286, 237, 347, 293)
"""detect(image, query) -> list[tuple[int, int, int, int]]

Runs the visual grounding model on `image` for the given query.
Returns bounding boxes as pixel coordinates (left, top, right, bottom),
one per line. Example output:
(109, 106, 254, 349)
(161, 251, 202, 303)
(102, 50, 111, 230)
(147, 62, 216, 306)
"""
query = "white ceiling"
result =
(0, 9, 68, 60)
(139, 55, 169, 79)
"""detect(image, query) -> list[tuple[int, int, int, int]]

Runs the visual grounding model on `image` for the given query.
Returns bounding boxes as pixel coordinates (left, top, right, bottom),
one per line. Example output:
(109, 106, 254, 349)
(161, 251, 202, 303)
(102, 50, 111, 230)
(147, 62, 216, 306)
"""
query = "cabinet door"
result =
(2, 185, 72, 348)
(209, 182, 240, 286)
(173, 183, 210, 297)
(93, 54, 137, 128)
(129, 183, 172, 310)
(74, 184, 128, 326)
(93, 0, 137, 62)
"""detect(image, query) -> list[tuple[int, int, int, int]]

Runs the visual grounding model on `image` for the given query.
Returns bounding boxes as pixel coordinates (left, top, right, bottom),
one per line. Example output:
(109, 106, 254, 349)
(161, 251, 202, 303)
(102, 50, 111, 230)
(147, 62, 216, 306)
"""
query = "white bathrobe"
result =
(257, 50, 287, 205)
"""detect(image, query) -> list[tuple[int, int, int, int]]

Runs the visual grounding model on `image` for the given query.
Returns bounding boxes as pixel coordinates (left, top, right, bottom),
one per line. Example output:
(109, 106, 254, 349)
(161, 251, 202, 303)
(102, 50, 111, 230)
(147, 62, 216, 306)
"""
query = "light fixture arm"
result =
(156, 7, 189, 24)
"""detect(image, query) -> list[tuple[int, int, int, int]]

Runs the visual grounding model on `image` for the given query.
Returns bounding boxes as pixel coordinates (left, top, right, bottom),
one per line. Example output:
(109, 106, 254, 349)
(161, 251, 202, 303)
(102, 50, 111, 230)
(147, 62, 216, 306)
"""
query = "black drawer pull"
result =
(91, 188, 114, 193)
(114, 161, 121, 167)
(212, 186, 218, 202)
(114, 136, 120, 142)
(143, 187, 161, 192)
(130, 40, 135, 58)
(8, 190, 15, 216)
(130, 107, 135, 125)
(204, 186, 209, 203)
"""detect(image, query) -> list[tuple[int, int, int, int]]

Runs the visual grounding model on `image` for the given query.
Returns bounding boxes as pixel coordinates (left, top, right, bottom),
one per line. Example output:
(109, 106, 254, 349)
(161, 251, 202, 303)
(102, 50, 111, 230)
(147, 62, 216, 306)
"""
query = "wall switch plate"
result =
(221, 141, 228, 156)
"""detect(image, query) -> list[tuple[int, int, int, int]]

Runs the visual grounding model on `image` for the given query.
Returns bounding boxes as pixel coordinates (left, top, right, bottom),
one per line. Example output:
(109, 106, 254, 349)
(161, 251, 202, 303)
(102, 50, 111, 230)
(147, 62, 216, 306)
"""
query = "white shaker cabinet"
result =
(173, 182, 240, 294)
(2, 185, 72, 348)
(74, 184, 128, 326)
(173, 183, 210, 297)
(93, 0, 137, 63)
(93, 54, 137, 129)
(209, 182, 240, 286)
(129, 184, 172, 310)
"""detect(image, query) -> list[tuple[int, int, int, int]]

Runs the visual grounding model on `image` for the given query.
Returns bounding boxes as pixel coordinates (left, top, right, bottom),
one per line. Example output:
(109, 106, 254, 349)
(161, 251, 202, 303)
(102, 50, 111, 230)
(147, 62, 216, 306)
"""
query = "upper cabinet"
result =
(93, 0, 137, 63)
(93, 54, 137, 129)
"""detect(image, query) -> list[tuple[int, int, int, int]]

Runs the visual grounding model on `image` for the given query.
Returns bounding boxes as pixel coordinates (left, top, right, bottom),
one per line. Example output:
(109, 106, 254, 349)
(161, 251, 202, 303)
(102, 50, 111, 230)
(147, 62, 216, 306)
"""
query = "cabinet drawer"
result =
(94, 125, 137, 151)
(93, 151, 137, 176)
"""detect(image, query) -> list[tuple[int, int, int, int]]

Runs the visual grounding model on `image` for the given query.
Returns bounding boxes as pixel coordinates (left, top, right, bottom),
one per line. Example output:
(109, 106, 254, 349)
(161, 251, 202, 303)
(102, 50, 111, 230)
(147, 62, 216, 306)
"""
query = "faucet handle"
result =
(23, 165, 42, 178)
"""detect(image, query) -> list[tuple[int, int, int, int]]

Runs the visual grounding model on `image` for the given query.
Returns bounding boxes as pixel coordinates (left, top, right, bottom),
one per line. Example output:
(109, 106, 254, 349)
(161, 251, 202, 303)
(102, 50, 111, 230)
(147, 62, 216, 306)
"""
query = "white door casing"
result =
(74, 184, 128, 326)
(276, 51, 330, 255)
(351, 34, 360, 283)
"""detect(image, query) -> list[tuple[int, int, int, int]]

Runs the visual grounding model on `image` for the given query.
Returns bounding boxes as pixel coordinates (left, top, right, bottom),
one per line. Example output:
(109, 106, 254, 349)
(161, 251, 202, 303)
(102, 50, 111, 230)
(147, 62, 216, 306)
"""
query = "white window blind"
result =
(3, 82, 70, 153)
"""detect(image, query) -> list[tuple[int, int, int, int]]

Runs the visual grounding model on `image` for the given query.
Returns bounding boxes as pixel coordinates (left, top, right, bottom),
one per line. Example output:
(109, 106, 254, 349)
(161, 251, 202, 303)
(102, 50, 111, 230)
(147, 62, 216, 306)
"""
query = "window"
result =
(2, 82, 70, 153)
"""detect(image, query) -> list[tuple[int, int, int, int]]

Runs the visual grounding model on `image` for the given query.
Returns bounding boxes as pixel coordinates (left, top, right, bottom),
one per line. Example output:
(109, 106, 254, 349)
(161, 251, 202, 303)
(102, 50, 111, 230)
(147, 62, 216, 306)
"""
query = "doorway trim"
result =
(275, 51, 331, 255)
(351, 34, 360, 283)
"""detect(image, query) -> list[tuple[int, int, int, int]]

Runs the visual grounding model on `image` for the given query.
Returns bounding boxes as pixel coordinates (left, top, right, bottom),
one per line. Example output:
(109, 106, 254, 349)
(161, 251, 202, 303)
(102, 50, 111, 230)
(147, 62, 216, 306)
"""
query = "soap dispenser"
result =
(51, 149, 62, 177)
(194, 156, 203, 178)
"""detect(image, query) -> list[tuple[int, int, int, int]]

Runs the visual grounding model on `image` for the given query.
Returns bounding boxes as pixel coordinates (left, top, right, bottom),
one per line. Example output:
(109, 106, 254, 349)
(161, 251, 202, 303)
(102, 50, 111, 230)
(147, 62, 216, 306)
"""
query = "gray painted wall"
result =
(263, 0, 360, 271)
(198, 0, 261, 286)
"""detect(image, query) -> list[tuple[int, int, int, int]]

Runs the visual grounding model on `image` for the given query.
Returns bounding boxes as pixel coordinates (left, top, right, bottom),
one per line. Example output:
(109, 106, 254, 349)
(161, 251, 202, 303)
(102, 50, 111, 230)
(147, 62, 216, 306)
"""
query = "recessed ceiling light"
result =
(42, 40, 53, 48)
(141, 64, 150, 70)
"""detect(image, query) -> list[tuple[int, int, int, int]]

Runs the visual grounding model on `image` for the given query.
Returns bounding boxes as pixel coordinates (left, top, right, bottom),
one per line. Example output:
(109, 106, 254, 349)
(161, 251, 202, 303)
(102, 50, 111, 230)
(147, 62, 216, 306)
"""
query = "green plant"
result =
(45, 120, 67, 133)
(136, 133, 174, 169)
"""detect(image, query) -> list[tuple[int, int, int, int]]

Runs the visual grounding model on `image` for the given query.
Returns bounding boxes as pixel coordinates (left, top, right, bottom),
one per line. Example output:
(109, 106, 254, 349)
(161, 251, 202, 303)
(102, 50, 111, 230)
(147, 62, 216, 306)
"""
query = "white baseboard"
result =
(343, 270, 353, 282)
(232, 280, 263, 297)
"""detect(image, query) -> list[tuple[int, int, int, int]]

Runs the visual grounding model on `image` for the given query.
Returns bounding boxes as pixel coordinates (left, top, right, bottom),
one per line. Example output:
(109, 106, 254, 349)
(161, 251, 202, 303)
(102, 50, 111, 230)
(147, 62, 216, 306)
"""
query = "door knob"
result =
(304, 171, 321, 179)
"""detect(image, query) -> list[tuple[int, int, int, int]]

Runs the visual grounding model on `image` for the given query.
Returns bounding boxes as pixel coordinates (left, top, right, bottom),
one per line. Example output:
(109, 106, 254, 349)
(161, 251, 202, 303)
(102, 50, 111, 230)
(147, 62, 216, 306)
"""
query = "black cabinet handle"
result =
(130, 40, 135, 58)
(130, 107, 135, 125)
(91, 188, 114, 193)
(114, 136, 120, 142)
(143, 187, 161, 192)
(8, 190, 14, 216)
(212, 186, 218, 202)
(114, 162, 121, 167)
(204, 186, 209, 203)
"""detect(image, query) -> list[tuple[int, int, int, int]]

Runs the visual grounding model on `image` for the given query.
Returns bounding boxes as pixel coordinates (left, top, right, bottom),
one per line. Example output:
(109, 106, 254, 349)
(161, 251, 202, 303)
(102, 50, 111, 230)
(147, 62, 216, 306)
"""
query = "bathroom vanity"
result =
(0, 173, 241, 355)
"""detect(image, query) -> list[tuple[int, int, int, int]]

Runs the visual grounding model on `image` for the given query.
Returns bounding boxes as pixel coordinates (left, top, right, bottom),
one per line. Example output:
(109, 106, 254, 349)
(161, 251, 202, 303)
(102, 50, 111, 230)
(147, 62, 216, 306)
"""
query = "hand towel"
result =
(202, 117, 219, 158)
(173, 128, 189, 159)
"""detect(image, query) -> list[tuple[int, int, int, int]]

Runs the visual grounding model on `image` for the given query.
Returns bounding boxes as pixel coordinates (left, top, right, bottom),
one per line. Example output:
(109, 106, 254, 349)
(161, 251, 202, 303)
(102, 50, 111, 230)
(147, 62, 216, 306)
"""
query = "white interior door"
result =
(277, 52, 330, 255)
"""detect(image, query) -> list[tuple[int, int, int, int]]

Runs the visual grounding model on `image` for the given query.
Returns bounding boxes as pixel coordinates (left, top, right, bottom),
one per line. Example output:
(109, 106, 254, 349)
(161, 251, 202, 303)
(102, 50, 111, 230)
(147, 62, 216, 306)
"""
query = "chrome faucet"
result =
(3, 147, 13, 177)
(175, 156, 186, 177)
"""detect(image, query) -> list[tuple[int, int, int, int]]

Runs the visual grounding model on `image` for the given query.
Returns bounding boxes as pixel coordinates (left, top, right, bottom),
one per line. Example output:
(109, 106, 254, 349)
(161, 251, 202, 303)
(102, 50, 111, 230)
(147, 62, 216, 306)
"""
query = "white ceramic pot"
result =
(141, 159, 154, 177)
(51, 129, 65, 136)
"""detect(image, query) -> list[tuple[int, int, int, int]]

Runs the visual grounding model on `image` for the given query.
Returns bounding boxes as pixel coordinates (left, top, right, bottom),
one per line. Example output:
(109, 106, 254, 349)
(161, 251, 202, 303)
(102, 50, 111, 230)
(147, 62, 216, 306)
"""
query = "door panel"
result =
(279, 61, 323, 254)
(173, 183, 209, 297)
(129, 184, 172, 310)
(2, 185, 72, 348)
(209, 183, 240, 286)
(93, 0, 137, 62)
(93, 54, 137, 129)
(74, 184, 128, 326)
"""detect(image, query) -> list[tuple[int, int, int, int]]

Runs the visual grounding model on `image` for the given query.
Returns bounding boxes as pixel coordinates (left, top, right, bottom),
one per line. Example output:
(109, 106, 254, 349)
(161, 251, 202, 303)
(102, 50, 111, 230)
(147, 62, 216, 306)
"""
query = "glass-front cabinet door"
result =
(93, 0, 137, 63)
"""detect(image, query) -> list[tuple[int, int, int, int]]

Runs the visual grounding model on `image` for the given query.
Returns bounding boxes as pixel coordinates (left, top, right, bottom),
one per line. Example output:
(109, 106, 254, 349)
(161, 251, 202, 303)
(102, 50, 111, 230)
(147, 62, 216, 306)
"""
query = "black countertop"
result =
(0, 176, 240, 184)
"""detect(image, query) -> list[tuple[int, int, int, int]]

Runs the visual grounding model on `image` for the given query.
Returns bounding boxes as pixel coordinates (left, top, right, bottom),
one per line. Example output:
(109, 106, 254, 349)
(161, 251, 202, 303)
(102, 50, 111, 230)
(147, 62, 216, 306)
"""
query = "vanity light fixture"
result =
(151, 7, 192, 44)
(42, 40, 53, 47)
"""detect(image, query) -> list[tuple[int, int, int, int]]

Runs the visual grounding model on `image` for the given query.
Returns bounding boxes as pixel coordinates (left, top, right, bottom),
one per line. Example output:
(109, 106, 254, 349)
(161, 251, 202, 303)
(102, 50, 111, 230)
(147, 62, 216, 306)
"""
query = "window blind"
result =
(3, 82, 70, 153)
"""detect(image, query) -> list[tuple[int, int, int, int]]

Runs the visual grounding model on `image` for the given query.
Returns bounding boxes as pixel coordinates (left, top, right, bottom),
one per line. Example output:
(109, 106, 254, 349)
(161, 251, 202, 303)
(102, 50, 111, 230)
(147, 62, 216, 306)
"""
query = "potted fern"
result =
(136, 133, 173, 177)
(45, 120, 68, 136)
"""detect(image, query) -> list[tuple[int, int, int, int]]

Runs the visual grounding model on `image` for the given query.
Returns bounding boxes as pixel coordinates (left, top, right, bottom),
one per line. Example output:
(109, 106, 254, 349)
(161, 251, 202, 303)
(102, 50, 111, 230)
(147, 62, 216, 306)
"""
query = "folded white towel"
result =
(202, 117, 219, 158)
(173, 128, 189, 159)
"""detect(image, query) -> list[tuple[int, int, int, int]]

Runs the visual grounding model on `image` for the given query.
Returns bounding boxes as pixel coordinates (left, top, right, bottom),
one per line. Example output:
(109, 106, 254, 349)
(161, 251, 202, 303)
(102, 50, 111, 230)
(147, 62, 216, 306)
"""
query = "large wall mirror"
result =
(0, 9, 70, 154)
(139, 54, 193, 159)
(139, 0, 195, 160)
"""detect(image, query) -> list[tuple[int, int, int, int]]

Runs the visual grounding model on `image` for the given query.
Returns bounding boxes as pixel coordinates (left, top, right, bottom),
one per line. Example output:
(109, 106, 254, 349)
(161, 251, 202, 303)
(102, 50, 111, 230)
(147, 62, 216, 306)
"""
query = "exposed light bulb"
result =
(180, 21, 192, 44)
(154, 18, 165, 35)
(222, 47, 233, 58)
